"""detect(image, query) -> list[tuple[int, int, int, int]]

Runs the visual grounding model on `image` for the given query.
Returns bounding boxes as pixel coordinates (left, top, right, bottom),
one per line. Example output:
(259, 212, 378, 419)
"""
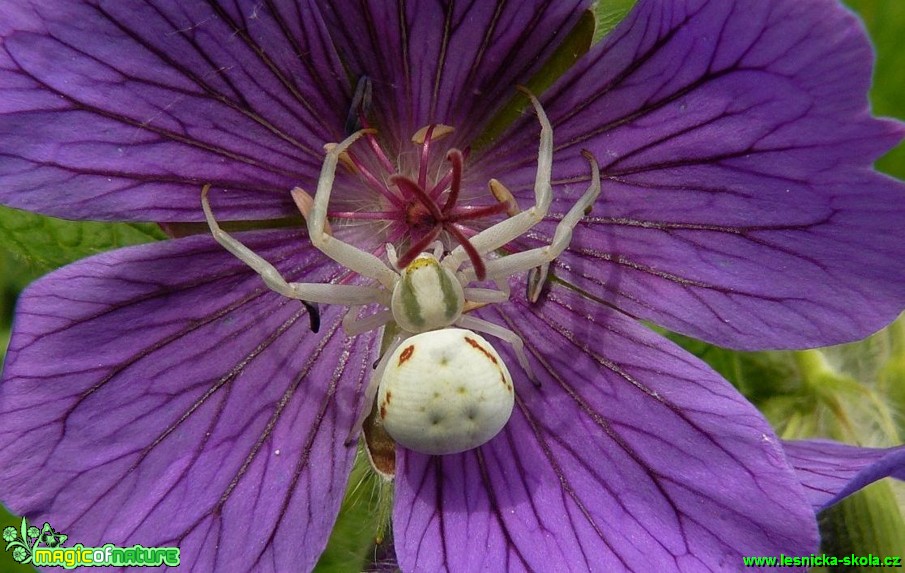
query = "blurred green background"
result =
(2, 1, 905, 571)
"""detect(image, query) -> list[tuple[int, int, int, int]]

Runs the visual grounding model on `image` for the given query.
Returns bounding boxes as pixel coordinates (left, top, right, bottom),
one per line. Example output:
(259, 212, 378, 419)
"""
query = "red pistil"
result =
(399, 226, 444, 268)
(325, 124, 509, 281)
(444, 224, 485, 280)
(392, 175, 443, 222)
(418, 125, 437, 190)
(390, 150, 494, 279)
(345, 148, 404, 207)
(441, 149, 463, 212)
(448, 202, 511, 221)
(358, 115, 397, 175)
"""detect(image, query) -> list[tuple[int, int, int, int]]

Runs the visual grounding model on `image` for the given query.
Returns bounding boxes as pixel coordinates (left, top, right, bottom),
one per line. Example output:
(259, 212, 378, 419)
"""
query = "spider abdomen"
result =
(378, 328, 514, 455)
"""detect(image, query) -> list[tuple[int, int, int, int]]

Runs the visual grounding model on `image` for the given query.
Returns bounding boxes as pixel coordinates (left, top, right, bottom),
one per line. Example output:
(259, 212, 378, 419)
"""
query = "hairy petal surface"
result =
(0, 233, 377, 572)
(783, 440, 905, 511)
(480, 0, 905, 349)
(394, 286, 817, 572)
(0, 1, 349, 222)
(319, 0, 590, 143)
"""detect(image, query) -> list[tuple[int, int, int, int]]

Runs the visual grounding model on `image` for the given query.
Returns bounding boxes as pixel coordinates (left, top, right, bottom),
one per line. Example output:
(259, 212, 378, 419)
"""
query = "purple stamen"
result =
(447, 202, 511, 222)
(359, 117, 397, 175)
(330, 126, 504, 282)
(346, 148, 404, 207)
(428, 170, 453, 200)
(441, 149, 463, 212)
(450, 223, 477, 238)
(328, 210, 400, 221)
(417, 125, 436, 190)
(446, 223, 486, 280)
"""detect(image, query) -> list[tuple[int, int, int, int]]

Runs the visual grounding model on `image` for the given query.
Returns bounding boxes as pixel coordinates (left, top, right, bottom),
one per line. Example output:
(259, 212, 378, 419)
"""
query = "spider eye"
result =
(377, 329, 514, 455)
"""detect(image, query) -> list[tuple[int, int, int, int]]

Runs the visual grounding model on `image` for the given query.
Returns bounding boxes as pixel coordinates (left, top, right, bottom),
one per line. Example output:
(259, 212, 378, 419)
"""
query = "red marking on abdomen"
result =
(398, 345, 415, 366)
(464, 336, 497, 364)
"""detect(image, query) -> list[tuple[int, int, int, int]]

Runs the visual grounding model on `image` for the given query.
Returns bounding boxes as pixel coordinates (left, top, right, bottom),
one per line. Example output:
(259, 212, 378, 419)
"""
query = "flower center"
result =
(320, 122, 516, 281)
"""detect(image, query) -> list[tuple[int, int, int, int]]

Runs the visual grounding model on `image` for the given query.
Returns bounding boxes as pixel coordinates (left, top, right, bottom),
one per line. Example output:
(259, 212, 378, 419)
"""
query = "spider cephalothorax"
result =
(202, 92, 600, 457)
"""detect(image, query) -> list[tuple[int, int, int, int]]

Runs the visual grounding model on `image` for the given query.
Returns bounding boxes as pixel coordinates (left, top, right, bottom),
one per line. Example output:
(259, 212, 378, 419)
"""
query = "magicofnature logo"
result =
(3, 516, 180, 569)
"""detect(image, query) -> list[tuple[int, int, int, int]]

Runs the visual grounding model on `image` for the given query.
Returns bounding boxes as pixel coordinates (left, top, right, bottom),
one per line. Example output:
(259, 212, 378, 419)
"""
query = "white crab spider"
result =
(201, 92, 601, 456)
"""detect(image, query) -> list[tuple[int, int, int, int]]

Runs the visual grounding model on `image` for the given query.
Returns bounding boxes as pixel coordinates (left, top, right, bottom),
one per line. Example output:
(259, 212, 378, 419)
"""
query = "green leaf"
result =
(844, 0, 905, 179)
(790, 349, 901, 444)
(818, 481, 905, 572)
(667, 320, 904, 446)
(473, 9, 595, 149)
(0, 205, 165, 274)
(663, 333, 798, 401)
(876, 318, 905, 439)
(313, 453, 393, 573)
(593, 0, 638, 42)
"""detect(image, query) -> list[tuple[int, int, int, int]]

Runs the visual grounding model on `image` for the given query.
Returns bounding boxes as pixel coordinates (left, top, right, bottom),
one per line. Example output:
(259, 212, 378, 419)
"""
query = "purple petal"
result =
(0, 1, 348, 221)
(394, 286, 817, 572)
(783, 440, 905, 511)
(319, 0, 591, 142)
(0, 233, 378, 571)
(479, 0, 905, 349)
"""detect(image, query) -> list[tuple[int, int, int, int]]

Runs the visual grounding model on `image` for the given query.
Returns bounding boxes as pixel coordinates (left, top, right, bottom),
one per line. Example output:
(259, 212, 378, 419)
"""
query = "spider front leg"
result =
(202, 185, 389, 308)
(481, 151, 600, 283)
(460, 151, 600, 281)
(442, 89, 554, 275)
(301, 129, 398, 290)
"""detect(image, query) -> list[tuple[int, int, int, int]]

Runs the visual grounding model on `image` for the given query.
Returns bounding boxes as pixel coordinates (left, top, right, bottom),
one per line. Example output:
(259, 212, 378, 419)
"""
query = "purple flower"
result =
(1, 1, 904, 571)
